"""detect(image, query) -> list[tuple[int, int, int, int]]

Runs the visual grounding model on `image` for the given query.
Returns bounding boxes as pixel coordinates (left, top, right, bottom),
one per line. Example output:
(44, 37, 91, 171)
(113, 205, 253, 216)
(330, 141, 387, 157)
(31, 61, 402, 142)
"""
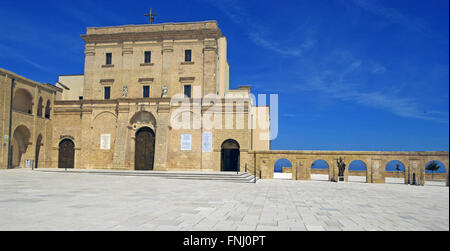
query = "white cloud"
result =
(345, 0, 427, 32)
(199, 0, 314, 57)
(298, 52, 448, 124)
(0, 44, 53, 73)
(249, 33, 306, 57)
(371, 64, 387, 74)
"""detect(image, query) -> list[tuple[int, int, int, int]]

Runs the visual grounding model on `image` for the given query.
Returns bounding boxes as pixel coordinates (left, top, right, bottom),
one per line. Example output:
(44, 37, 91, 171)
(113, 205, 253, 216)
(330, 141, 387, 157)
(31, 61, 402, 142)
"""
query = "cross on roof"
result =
(144, 8, 158, 24)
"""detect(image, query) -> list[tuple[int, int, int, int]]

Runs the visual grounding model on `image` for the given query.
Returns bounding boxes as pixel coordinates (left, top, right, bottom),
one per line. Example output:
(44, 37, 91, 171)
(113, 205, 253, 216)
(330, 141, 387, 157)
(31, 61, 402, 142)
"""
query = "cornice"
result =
(82, 29, 223, 44)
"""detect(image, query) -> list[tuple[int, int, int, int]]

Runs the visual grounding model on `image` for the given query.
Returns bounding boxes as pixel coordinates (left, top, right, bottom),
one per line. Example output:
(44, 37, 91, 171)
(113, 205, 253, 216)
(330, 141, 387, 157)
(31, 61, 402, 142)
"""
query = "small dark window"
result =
(185, 50, 192, 62)
(104, 87, 111, 100)
(143, 86, 150, 98)
(184, 85, 192, 98)
(79, 96, 83, 100)
(106, 53, 112, 65)
(37, 97, 43, 117)
(144, 51, 152, 63)
(45, 100, 51, 119)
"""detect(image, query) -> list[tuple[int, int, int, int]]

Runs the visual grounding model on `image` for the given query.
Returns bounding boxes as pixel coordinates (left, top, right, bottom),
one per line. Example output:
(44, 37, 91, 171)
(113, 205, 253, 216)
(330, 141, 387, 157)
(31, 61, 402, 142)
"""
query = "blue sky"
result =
(1, 0, 448, 151)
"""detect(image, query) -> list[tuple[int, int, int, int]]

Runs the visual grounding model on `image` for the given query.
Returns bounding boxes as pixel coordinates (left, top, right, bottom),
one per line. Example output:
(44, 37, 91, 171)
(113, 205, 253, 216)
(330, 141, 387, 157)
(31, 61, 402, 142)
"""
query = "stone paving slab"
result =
(0, 169, 448, 231)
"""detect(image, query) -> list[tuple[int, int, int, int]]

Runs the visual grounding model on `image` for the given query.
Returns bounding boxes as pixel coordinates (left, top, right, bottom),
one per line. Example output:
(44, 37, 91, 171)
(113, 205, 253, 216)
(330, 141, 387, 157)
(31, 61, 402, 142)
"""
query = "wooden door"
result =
(135, 128, 155, 171)
(58, 139, 74, 169)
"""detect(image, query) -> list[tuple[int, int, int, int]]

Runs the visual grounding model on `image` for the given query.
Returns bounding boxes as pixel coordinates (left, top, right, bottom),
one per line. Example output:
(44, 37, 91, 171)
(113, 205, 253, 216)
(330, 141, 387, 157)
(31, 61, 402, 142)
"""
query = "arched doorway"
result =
(44, 100, 51, 119)
(135, 127, 155, 171)
(35, 134, 43, 169)
(37, 97, 43, 117)
(311, 159, 330, 181)
(385, 160, 406, 184)
(58, 139, 75, 169)
(348, 160, 367, 183)
(425, 160, 447, 186)
(12, 125, 31, 168)
(274, 159, 292, 179)
(221, 139, 240, 172)
(13, 89, 33, 114)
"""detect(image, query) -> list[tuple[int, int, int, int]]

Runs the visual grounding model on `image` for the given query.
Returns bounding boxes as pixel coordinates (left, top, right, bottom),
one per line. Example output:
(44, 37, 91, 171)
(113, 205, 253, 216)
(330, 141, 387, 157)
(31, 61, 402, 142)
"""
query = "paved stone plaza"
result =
(0, 169, 448, 231)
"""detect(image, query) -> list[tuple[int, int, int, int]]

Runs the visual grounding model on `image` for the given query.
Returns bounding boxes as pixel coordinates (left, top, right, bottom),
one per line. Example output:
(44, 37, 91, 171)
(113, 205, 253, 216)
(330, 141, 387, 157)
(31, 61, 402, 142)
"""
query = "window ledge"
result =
(102, 64, 114, 68)
(140, 63, 154, 67)
(181, 62, 195, 65)
(13, 110, 33, 116)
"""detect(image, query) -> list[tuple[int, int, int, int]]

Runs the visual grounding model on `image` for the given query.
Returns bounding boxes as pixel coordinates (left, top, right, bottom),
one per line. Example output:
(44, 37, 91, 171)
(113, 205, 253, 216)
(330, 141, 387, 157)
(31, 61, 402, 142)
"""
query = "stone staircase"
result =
(36, 169, 258, 183)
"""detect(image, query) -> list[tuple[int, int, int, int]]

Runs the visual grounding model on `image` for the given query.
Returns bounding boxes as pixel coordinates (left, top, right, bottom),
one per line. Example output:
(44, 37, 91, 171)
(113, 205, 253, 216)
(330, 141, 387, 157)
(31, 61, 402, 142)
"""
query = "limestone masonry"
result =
(0, 20, 448, 185)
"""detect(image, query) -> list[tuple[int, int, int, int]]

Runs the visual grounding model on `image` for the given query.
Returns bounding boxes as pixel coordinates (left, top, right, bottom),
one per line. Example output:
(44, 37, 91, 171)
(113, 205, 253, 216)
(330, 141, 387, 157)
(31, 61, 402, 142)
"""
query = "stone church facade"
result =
(0, 20, 448, 185)
(51, 21, 270, 172)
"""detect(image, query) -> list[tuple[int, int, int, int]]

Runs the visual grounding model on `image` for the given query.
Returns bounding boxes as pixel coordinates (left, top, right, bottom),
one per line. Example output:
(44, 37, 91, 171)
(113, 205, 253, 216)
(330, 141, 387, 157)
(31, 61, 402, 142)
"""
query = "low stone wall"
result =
(425, 173, 447, 180)
(282, 167, 292, 174)
(384, 171, 446, 180)
(250, 150, 449, 186)
(348, 171, 366, 176)
(311, 169, 329, 175)
(385, 171, 405, 178)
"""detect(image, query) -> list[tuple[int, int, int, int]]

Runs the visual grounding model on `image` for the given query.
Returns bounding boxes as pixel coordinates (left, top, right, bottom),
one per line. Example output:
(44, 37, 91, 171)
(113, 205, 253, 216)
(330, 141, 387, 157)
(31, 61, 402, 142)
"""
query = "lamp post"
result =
(251, 114, 256, 183)
(7, 78, 14, 169)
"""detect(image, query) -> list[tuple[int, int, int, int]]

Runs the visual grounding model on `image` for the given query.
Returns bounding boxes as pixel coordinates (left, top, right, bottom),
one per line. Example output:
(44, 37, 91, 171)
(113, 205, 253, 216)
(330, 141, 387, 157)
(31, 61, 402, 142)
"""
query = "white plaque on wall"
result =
(100, 134, 111, 150)
(25, 160, 33, 168)
(181, 134, 192, 151)
(202, 132, 212, 153)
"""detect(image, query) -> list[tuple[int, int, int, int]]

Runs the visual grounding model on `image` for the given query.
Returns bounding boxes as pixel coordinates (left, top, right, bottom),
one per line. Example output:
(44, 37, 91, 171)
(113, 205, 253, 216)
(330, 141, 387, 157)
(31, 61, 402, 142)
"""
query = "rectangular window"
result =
(144, 51, 152, 63)
(104, 86, 111, 100)
(185, 50, 192, 62)
(143, 86, 150, 98)
(106, 53, 112, 65)
(184, 85, 192, 98)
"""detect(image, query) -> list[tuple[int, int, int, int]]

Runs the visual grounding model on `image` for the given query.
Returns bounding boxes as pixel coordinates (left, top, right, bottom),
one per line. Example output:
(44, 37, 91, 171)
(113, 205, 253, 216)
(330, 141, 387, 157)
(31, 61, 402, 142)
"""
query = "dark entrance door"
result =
(221, 139, 240, 172)
(135, 127, 155, 171)
(58, 139, 74, 169)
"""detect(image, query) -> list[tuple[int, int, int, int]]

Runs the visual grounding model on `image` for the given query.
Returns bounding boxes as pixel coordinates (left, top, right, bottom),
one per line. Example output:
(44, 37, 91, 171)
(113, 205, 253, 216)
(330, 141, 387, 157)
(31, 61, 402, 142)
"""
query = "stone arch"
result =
(93, 112, 117, 131)
(58, 139, 75, 169)
(385, 160, 406, 184)
(311, 159, 330, 181)
(11, 125, 32, 168)
(424, 160, 447, 183)
(44, 100, 51, 119)
(93, 111, 117, 121)
(90, 112, 117, 169)
(221, 139, 240, 172)
(273, 158, 293, 180)
(37, 97, 43, 117)
(13, 88, 34, 114)
(348, 160, 367, 183)
(130, 111, 157, 131)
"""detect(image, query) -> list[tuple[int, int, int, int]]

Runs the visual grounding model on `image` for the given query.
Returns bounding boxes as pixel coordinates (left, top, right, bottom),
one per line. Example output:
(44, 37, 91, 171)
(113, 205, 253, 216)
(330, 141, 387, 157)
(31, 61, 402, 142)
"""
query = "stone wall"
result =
(250, 150, 449, 185)
(311, 169, 329, 175)
(51, 98, 254, 171)
(282, 167, 292, 174)
(348, 171, 366, 176)
(80, 21, 225, 101)
(0, 68, 62, 169)
(49, 21, 261, 172)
